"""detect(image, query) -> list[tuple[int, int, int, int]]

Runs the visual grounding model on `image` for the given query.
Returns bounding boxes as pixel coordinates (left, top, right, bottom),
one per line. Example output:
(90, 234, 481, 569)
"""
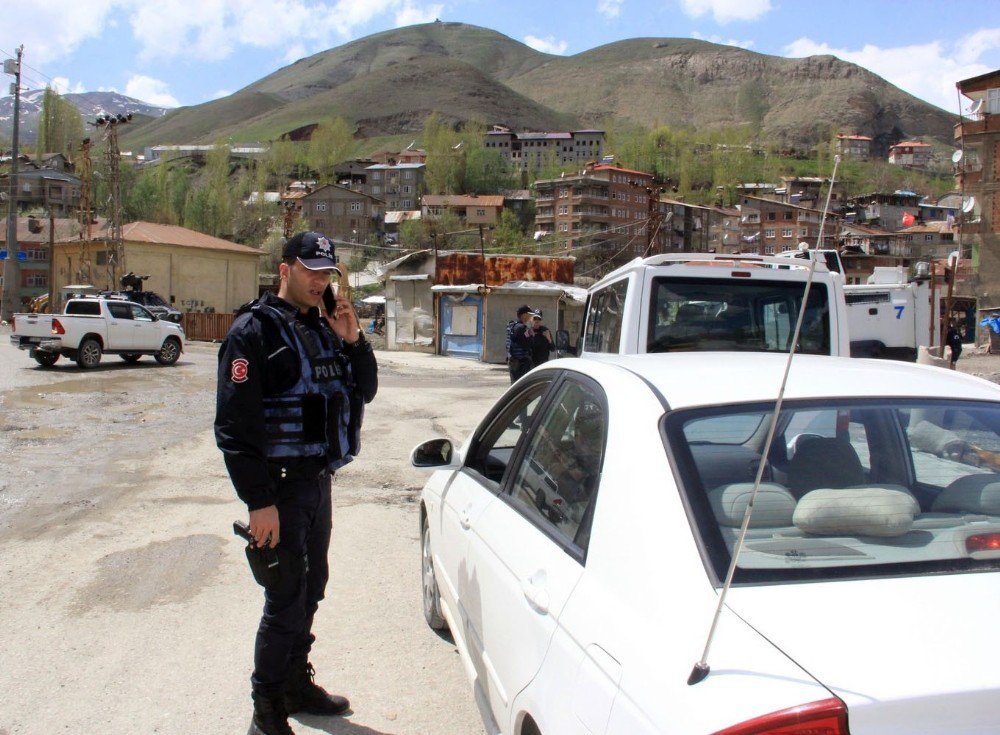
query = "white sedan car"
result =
(412, 353, 1000, 735)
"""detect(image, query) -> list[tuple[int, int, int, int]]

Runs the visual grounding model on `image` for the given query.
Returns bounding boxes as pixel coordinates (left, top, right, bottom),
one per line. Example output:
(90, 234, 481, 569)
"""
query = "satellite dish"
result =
(970, 99, 984, 114)
(963, 196, 977, 213)
(952, 149, 964, 164)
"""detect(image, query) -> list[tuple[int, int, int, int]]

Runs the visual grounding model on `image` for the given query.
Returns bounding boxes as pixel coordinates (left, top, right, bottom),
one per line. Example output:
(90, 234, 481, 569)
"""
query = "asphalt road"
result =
(0, 330, 509, 735)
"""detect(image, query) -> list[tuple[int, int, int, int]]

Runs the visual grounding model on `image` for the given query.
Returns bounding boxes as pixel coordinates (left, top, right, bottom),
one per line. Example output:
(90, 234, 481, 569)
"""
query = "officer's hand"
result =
(249, 505, 280, 548)
(325, 295, 361, 344)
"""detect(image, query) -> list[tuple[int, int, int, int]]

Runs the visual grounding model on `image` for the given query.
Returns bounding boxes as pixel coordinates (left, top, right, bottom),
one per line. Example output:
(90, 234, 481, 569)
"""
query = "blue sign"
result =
(0, 250, 7, 260)
(16, 251, 26, 262)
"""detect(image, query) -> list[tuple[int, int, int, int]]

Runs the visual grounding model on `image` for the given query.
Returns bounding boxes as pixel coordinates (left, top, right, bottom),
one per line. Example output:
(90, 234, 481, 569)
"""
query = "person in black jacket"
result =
(507, 304, 539, 383)
(215, 232, 377, 735)
(947, 320, 964, 369)
(531, 312, 554, 365)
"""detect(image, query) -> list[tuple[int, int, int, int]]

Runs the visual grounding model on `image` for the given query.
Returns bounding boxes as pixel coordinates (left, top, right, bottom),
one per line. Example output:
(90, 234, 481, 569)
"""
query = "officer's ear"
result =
(278, 261, 290, 280)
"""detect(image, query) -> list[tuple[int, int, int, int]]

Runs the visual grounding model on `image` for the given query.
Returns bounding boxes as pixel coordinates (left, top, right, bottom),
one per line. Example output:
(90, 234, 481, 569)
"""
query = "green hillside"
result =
(118, 22, 957, 152)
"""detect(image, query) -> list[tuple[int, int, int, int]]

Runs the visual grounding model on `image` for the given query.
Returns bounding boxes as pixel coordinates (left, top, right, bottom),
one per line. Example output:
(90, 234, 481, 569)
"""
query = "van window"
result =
(646, 277, 831, 355)
(583, 279, 628, 353)
(66, 300, 101, 316)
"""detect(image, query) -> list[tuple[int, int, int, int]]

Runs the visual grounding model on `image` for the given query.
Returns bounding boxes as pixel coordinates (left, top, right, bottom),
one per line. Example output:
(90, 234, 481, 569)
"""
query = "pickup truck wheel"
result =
(154, 337, 181, 365)
(34, 351, 59, 367)
(76, 338, 102, 368)
(120, 353, 142, 363)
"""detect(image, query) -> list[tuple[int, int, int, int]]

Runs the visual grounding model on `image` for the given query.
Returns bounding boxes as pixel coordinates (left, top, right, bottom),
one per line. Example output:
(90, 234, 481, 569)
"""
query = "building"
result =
(898, 221, 959, 261)
(381, 248, 578, 362)
(422, 194, 505, 228)
(533, 164, 668, 259)
(838, 222, 908, 258)
(34, 221, 262, 314)
(835, 134, 873, 160)
(0, 162, 81, 217)
(485, 126, 605, 172)
(888, 141, 933, 168)
(844, 191, 923, 232)
(0, 216, 101, 309)
(365, 163, 424, 211)
(776, 176, 846, 210)
(300, 184, 384, 245)
(737, 196, 839, 254)
(706, 206, 742, 253)
(955, 69, 1000, 308)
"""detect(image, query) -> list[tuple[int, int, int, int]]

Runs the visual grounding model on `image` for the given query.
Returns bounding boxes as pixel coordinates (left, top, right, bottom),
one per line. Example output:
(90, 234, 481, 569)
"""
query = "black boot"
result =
(284, 658, 350, 716)
(248, 690, 295, 735)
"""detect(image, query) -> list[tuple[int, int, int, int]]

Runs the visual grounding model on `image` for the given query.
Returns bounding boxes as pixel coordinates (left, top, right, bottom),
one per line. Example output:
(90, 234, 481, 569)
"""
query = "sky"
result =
(1, 0, 998, 116)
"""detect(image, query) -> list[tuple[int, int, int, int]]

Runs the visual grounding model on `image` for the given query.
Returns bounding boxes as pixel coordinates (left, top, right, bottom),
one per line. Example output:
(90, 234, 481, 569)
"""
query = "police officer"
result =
(215, 231, 378, 735)
(508, 304, 539, 383)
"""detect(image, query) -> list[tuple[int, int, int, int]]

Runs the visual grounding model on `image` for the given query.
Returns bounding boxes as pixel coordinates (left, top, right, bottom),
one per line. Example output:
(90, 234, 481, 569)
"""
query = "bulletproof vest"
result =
(252, 302, 357, 471)
(507, 320, 532, 360)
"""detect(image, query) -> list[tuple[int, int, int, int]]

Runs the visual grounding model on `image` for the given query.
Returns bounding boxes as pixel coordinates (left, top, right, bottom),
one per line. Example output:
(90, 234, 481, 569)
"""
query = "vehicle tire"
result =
(75, 338, 102, 369)
(421, 516, 447, 630)
(33, 351, 59, 367)
(154, 337, 181, 365)
(120, 353, 142, 364)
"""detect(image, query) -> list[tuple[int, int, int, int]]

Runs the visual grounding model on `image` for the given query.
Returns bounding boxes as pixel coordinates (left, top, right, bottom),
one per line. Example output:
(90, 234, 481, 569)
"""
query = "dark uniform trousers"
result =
(253, 469, 333, 693)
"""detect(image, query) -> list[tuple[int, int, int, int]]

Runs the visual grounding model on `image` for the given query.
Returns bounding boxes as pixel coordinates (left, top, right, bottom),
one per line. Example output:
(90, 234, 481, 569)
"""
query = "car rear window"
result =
(665, 398, 1000, 584)
(647, 277, 831, 355)
(65, 300, 101, 316)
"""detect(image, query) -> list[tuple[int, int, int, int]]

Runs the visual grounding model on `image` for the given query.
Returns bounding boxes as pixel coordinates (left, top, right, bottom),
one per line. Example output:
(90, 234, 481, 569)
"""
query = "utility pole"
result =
(2, 46, 24, 322)
(92, 113, 131, 288)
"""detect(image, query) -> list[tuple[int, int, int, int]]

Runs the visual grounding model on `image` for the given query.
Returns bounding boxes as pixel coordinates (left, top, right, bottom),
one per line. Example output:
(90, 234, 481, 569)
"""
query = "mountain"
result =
(503, 38, 956, 150)
(113, 22, 954, 151)
(0, 90, 168, 144)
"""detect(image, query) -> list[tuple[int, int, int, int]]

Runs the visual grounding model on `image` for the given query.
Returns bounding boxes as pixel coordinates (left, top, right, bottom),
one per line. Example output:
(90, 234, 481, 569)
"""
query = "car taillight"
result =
(966, 532, 1000, 553)
(51, 318, 65, 335)
(713, 698, 848, 735)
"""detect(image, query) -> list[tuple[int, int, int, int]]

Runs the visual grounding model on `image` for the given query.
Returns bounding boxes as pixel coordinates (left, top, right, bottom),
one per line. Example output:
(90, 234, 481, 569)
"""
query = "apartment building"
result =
(485, 126, 605, 172)
(533, 164, 668, 258)
(888, 140, 933, 167)
(737, 196, 839, 254)
(365, 163, 425, 212)
(898, 221, 958, 261)
(301, 184, 384, 244)
(835, 134, 873, 160)
(422, 194, 505, 227)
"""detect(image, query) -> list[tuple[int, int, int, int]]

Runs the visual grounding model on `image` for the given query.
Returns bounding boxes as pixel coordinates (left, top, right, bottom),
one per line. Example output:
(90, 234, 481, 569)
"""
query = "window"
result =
(25, 274, 48, 287)
(764, 246, 775, 254)
(764, 229, 775, 238)
(373, 186, 381, 195)
(404, 170, 413, 179)
(403, 186, 411, 194)
(508, 379, 608, 552)
(465, 381, 551, 486)
(783, 212, 794, 220)
(782, 229, 793, 238)
(107, 302, 132, 319)
(350, 202, 363, 212)
(131, 304, 154, 321)
(66, 300, 101, 316)
(372, 172, 381, 181)
(583, 278, 628, 353)
(987, 88, 1000, 115)
(315, 202, 327, 213)
(767, 212, 776, 221)
(666, 398, 1000, 585)
(476, 209, 486, 217)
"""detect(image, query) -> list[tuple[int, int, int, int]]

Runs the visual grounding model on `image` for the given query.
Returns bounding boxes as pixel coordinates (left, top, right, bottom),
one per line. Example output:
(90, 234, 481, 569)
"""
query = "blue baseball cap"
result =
(283, 231, 342, 273)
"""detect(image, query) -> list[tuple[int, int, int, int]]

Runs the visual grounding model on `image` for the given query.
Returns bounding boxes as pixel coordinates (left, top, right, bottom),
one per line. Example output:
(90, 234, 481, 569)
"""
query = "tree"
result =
(37, 87, 83, 158)
(423, 113, 465, 194)
(307, 117, 356, 184)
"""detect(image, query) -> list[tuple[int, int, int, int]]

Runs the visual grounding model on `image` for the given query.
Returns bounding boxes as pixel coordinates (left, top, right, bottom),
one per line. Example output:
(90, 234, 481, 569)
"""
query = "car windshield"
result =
(647, 277, 831, 354)
(665, 398, 1000, 584)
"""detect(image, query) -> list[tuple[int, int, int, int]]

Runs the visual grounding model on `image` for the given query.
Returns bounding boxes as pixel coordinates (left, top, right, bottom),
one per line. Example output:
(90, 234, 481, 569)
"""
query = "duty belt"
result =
(267, 459, 330, 481)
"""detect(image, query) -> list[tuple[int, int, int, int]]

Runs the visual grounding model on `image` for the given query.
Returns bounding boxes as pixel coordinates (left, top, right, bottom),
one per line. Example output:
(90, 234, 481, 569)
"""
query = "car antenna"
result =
(688, 155, 843, 686)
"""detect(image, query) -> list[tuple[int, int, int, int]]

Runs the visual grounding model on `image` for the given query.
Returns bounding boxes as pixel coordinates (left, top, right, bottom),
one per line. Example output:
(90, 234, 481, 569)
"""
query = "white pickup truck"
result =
(10, 296, 185, 368)
(571, 253, 850, 358)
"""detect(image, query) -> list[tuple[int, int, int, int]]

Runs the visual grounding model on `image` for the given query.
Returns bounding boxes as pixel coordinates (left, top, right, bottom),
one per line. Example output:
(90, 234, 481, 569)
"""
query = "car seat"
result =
(786, 437, 865, 498)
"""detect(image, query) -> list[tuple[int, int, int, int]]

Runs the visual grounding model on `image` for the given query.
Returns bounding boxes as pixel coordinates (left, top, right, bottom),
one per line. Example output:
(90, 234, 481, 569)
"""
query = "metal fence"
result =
(181, 313, 235, 342)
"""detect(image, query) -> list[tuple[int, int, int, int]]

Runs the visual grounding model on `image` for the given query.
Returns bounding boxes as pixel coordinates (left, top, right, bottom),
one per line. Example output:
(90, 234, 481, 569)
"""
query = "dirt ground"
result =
(2, 329, 999, 735)
(0, 331, 507, 735)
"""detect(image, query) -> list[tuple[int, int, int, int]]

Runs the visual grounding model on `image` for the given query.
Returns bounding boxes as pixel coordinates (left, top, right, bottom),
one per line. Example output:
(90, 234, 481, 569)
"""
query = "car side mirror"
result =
(410, 438, 455, 468)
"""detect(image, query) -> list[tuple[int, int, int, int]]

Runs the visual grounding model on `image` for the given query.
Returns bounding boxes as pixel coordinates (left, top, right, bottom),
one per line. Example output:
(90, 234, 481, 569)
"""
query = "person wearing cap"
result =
(507, 304, 540, 383)
(530, 310, 554, 366)
(215, 231, 378, 735)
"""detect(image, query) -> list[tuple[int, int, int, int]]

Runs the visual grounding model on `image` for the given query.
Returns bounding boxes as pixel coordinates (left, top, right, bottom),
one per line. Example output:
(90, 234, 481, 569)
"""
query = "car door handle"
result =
(521, 576, 550, 614)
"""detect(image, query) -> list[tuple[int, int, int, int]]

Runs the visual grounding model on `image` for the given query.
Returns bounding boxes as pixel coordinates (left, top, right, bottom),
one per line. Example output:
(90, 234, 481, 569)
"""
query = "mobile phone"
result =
(322, 284, 336, 316)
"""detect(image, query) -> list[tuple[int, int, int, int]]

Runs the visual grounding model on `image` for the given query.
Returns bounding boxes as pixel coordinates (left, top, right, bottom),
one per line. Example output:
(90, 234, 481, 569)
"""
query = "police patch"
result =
(231, 358, 249, 383)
